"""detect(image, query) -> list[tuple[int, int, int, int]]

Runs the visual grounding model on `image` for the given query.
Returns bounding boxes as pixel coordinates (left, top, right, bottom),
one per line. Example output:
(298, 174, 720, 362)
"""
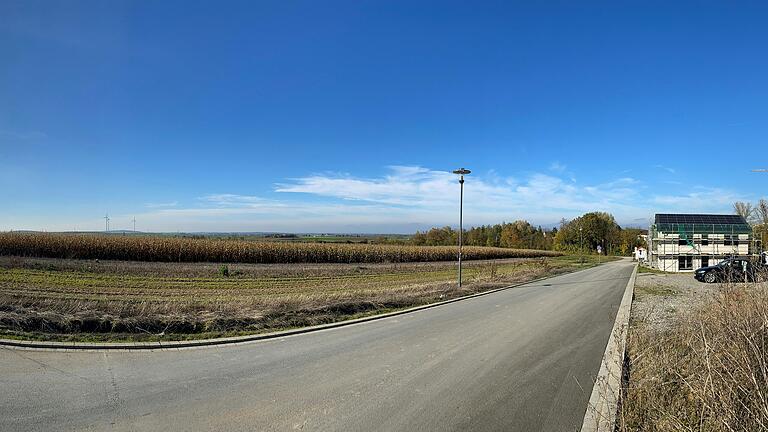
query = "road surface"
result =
(1, 259, 634, 431)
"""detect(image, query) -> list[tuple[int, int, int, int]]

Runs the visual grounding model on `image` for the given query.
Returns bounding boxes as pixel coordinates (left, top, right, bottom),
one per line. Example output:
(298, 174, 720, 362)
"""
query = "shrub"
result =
(620, 284, 768, 431)
(218, 265, 229, 277)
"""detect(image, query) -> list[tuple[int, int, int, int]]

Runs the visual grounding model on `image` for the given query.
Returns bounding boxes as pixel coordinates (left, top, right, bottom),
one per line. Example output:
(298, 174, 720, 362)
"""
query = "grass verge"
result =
(0, 254, 615, 342)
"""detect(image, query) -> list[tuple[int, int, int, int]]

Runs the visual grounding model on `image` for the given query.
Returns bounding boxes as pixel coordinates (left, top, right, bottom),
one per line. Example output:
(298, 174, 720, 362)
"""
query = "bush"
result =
(218, 265, 229, 277)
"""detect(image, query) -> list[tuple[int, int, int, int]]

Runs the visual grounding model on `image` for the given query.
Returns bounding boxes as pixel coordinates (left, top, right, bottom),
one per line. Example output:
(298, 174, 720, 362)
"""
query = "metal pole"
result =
(452, 168, 471, 288)
(458, 174, 464, 287)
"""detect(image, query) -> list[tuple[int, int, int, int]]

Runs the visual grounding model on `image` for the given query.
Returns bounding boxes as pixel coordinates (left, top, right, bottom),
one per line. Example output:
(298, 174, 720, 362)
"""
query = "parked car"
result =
(694, 258, 767, 283)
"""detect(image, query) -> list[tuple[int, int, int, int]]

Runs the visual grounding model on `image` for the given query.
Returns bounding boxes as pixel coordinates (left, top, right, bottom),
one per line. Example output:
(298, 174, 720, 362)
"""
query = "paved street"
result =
(0, 260, 634, 432)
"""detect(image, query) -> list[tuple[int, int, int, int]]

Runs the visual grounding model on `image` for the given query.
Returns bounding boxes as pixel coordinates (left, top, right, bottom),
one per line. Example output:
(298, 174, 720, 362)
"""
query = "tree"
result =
(756, 199, 768, 226)
(554, 212, 624, 254)
(410, 220, 555, 249)
(734, 201, 756, 223)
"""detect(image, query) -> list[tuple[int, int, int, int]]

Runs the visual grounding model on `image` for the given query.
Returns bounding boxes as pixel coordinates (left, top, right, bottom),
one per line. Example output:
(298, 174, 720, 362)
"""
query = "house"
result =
(649, 213, 753, 272)
(633, 246, 647, 262)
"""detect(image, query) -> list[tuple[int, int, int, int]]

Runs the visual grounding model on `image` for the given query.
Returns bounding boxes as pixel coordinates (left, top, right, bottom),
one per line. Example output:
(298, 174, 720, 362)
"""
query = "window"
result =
(701, 256, 709, 267)
(678, 239, 688, 246)
(701, 235, 709, 246)
(678, 256, 693, 270)
(724, 235, 733, 246)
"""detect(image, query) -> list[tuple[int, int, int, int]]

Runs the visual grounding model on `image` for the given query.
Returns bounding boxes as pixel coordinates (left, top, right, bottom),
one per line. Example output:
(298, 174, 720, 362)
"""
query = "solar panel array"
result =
(654, 214, 748, 225)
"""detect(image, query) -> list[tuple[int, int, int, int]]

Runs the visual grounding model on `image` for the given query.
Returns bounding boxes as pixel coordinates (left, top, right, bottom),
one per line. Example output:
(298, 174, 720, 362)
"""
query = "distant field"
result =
(0, 255, 608, 342)
(0, 232, 561, 264)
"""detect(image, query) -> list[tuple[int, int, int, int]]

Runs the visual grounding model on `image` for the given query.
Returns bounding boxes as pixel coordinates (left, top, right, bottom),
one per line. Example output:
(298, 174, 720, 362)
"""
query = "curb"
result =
(580, 263, 637, 432)
(0, 264, 606, 352)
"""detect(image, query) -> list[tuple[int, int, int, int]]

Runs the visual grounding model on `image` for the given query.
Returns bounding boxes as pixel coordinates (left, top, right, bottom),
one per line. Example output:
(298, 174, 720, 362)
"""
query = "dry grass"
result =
(0, 232, 561, 264)
(619, 280, 768, 431)
(0, 255, 595, 342)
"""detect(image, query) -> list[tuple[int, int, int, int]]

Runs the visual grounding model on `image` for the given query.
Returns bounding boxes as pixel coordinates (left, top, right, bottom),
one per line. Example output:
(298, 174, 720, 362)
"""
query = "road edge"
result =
(0, 263, 607, 352)
(580, 262, 637, 432)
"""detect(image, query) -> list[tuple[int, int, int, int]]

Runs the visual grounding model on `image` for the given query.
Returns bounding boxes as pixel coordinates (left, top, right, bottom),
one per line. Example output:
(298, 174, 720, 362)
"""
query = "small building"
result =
(633, 246, 647, 262)
(649, 214, 753, 272)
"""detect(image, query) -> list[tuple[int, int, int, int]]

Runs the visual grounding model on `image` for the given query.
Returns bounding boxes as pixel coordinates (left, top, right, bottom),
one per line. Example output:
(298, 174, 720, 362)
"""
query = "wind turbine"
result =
(132, 217, 136, 233)
(103, 213, 110, 233)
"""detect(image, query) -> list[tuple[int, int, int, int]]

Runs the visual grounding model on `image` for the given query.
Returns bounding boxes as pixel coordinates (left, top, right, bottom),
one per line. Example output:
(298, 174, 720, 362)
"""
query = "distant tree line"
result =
(409, 213, 647, 255)
(411, 221, 555, 250)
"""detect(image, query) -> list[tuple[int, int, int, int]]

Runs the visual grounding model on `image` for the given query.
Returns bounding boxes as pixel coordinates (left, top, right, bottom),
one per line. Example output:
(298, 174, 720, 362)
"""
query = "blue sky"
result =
(2, 1, 767, 233)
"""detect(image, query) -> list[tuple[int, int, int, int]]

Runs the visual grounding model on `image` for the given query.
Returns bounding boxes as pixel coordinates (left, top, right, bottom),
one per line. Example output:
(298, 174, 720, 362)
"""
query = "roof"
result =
(654, 214, 748, 225)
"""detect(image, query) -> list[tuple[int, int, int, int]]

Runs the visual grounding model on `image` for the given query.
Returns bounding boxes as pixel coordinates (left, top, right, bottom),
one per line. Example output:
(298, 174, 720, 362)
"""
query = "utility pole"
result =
(453, 168, 471, 288)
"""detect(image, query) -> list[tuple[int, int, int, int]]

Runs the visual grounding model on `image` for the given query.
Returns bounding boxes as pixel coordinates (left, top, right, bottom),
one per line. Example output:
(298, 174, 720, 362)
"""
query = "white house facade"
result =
(649, 214, 753, 272)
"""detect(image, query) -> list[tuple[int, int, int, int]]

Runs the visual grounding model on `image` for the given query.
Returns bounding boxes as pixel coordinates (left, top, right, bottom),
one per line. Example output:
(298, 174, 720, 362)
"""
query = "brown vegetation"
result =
(0, 232, 561, 264)
(0, 255, 593, 341)
(619, 282, 768, 431)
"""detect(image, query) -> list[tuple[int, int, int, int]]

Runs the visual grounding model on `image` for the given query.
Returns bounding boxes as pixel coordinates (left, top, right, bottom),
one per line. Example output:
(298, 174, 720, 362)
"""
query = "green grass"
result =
(638, 265, 674, 274)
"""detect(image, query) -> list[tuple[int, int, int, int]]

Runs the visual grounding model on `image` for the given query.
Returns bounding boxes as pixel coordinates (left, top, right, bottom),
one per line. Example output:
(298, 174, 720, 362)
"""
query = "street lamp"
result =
(579, 226, 583, 265)
(453, 168, 471, 287)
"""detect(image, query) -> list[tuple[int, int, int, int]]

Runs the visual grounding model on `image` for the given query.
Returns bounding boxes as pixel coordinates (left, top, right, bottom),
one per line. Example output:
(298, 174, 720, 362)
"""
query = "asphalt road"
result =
(0, 260, 634, 432)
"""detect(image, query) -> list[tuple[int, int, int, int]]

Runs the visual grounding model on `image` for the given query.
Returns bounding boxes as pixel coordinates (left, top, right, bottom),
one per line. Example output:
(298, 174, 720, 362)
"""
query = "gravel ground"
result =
(631, 268, 719, 330)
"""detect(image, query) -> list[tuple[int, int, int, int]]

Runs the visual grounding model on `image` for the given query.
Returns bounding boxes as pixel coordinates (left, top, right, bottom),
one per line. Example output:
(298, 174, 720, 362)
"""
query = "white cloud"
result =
(145, 201, 179, 208)
(549, 161, 567, 173)
(272, 166, 651, 227)
(17, 166, 753, 233)
(651, 187, 747, 212)
(653, 164, 676, 174)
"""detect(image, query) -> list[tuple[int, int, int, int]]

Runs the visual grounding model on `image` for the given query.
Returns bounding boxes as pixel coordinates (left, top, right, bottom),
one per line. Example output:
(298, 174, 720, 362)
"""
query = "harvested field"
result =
(0, 254, 601, 342)
(0, 232, 561, 264)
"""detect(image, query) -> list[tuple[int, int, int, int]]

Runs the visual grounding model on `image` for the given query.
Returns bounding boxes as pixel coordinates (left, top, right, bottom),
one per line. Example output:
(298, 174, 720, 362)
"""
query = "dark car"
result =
(694, 258, 767, 283)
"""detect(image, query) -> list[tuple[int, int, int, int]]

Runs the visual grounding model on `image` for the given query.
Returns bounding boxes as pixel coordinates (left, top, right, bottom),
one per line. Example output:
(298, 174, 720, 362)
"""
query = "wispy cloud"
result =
(199, 194, 269, 207)
(11, 165, 755, 233)
(127, 166, 653, 232)
(270, 166, 651, 227)
(652, 187, 747, 212)
(653, 164, 676, 174)
(145, 201, 178, 208)
(549, 161, 567, 173)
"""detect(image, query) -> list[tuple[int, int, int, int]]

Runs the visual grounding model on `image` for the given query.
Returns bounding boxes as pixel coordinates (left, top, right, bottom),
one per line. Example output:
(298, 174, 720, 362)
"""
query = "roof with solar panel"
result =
(655, 214, 748, 225)
(653, 213, 752, 234)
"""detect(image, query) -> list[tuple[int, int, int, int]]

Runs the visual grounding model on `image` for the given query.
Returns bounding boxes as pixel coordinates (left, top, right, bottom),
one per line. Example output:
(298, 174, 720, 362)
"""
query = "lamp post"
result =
(579, 226, 583, 265)
(453, 168, 471, 287)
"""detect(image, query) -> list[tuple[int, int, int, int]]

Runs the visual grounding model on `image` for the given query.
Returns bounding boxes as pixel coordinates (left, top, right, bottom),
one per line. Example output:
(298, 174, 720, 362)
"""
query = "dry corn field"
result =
(0, 232, 561, 264)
